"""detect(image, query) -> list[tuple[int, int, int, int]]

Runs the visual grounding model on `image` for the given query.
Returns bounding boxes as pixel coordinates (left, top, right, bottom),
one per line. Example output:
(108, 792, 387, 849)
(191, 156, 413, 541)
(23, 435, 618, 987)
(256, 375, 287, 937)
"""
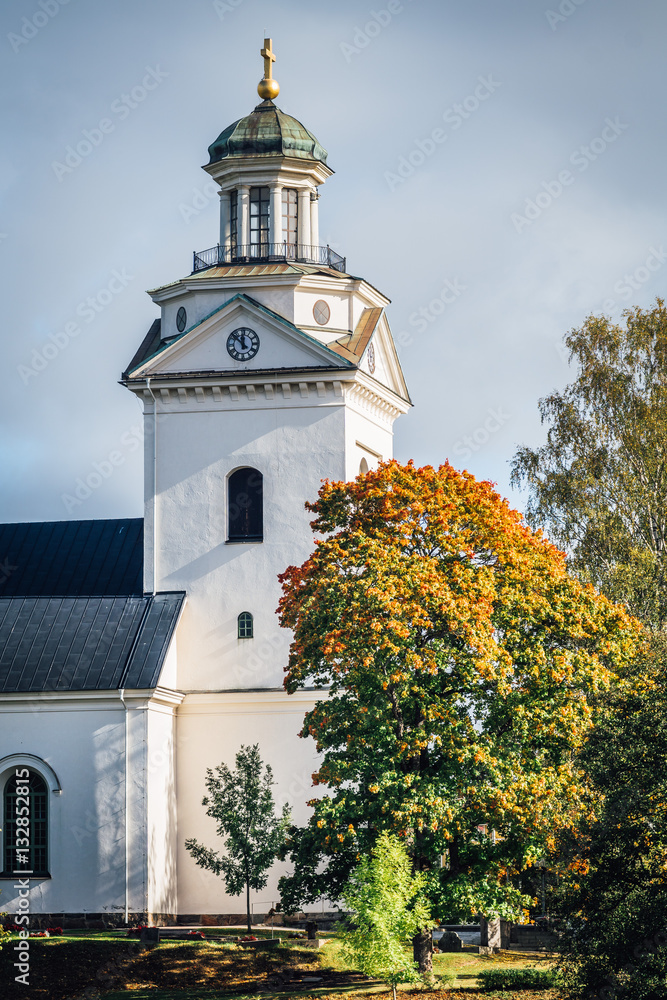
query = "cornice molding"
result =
(0, 687, 185, 714)
(124, 368, 409, 419)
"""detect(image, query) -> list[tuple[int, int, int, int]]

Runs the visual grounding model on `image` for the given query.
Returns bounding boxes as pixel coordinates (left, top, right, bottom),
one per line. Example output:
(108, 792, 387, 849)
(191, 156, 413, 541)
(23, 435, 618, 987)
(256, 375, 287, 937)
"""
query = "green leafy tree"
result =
(185, 744, 290, 934)
(341, 832, 435, 1000)
(277, 461, 641, 972)
(511, 298, 667, 626)
(512, 302, 667, 995)
(552, 639, 667, 999)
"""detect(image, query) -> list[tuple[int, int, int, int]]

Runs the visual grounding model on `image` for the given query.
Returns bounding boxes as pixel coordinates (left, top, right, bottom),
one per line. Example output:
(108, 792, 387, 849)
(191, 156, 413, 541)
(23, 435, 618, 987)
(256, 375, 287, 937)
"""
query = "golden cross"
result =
(261, 38, 276, 80)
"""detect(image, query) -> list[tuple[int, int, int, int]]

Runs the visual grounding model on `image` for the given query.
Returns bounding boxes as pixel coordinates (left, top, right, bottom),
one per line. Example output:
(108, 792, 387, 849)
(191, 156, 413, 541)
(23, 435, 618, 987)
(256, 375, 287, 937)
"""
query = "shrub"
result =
(478, 967, 557, 991)
(47, 926, 63, 936)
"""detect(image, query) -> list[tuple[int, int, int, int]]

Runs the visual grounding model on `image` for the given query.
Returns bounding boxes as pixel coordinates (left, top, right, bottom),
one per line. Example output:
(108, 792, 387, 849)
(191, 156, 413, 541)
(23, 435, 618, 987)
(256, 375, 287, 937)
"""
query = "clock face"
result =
(227, 327, 260, 362)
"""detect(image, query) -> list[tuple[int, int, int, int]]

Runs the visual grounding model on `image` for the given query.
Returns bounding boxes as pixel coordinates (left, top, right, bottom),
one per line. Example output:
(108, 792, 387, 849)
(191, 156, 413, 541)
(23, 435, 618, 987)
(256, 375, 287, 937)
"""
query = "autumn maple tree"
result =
(277, 460, 641, 971)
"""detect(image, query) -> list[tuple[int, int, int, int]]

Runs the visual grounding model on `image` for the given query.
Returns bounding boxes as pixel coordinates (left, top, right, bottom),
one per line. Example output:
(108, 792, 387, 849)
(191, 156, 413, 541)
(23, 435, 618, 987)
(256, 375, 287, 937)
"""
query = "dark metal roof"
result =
(0, 519, 143, 597)
(0, 593, 184, 693)
(0, 518, 183, 693)
(123, 319, 161, 379)
(328, 307, 383, 363)
(208, 100, 328, 165)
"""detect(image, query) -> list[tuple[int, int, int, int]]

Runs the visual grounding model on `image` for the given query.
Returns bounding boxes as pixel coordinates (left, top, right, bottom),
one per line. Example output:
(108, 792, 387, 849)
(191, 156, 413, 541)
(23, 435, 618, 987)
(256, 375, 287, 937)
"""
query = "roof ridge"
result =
(125, 293, 356, 378)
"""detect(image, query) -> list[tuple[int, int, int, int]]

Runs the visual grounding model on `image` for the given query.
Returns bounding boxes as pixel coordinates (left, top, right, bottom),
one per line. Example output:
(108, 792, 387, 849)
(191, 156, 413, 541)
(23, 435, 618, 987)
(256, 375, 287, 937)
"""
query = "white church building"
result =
(0, 42, 410, 925)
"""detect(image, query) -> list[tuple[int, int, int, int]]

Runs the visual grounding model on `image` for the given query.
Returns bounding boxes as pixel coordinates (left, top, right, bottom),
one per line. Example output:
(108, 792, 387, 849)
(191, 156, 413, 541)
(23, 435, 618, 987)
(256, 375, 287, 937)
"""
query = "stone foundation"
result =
(2, 911, 343, 930)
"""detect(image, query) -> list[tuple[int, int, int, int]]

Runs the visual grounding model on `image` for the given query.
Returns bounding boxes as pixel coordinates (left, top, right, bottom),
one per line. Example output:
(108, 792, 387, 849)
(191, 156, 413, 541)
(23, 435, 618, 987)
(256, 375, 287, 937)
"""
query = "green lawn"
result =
(0, 930, 559, 1000)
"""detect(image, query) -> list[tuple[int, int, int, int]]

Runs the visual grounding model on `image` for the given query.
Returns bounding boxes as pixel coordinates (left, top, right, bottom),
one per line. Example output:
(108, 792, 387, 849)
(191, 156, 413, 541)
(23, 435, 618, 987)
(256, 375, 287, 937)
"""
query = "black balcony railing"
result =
(192, 242, 346, 274)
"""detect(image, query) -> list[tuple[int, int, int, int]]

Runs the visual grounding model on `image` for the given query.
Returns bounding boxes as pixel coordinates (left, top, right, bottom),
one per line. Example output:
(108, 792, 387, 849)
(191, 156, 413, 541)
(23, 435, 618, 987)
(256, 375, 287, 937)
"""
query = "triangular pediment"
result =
(128, 294, 353, 377)
(327, 308, 409, 402)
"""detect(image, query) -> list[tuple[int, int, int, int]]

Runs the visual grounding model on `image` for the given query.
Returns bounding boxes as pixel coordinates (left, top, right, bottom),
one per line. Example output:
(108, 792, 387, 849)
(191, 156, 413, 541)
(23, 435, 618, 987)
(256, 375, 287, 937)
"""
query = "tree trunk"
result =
(392, 984, 397, 1000)
(412, 926, 433, 974)
(246, 880, 251, 935)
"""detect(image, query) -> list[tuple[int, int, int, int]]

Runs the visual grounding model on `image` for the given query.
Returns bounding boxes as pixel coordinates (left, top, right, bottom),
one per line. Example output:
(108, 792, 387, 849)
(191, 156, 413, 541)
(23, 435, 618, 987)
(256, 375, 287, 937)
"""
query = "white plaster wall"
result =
(0, 695, 179, 919)
(146, 705, 178, 915)
(160, 291, 240, 340)
(126, 704, 148, 915)
(147, 398, 347, 691)
(159, 282, 300, 339)
(155, 273, 391, 349)
(157, 314, 327, 374)
(157, 638, 178, 691)
(0, 702, 126, 915)
(176, 691, 325, 915)
(293, 289, 350, 333)
(344, 401, 394, 482)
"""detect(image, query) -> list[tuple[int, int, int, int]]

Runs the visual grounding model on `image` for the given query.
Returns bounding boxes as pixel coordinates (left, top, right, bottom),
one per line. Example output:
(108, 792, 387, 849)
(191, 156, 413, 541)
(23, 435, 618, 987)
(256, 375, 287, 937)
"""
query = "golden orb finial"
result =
(258, 37, 280, 100)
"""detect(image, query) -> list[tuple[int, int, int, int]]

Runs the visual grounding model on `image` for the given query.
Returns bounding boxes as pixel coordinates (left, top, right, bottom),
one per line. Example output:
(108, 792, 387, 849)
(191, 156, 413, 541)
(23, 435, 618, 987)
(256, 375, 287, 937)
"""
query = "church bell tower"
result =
(121, 39, 411, 696)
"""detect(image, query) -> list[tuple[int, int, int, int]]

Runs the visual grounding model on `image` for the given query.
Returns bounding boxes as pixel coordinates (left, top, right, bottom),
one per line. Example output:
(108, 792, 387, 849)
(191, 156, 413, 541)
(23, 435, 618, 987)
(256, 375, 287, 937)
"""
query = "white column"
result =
(239, 185, 249, 253)
(297, 187, 311, 257)
(269, 183, 283, 252)
(310, 190, 320, 250)
(219, 190, 230, 251)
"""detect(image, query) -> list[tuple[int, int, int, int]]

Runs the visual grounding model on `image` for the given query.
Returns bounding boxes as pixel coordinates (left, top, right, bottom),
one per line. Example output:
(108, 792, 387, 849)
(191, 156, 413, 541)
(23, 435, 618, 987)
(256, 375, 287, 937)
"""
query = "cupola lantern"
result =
(196, 38, 345, 273)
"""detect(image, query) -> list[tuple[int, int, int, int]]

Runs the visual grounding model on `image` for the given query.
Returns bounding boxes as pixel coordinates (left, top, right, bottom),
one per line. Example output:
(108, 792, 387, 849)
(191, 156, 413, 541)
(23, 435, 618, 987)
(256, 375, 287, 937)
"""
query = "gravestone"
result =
(480, 917, 501, 949)
(140, 927, 160, 946)
(438, 930, 463, 952)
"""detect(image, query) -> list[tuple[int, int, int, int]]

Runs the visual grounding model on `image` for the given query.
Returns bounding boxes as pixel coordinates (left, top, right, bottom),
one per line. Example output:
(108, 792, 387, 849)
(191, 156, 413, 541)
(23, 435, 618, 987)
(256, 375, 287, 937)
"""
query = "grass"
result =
(0, 930, 561, 1000)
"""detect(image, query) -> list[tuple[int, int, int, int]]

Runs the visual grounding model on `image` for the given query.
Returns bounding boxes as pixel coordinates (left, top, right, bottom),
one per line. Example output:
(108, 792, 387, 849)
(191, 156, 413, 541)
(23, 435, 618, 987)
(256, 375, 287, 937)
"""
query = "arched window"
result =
(238, 612, 254, 639)
(249, 187, 270, 256)
(228, 468, 263, 541)
(229, 190, 238, 255)
(3, 770, 48, 876)
(359, 457, 369, 475)
(282, 188, 298, 249)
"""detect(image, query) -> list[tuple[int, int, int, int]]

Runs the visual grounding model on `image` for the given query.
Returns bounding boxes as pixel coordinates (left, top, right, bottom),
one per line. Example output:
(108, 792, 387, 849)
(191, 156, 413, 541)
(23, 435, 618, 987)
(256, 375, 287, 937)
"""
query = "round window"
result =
(176, 306, 187, 333)
(313, 299, 330, 326)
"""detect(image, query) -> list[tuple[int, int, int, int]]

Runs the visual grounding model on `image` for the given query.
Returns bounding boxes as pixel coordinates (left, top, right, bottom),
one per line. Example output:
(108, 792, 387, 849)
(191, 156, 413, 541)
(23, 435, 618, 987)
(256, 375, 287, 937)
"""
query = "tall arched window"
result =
(3, 770, 48, 876)
(238, 612, 254, 639)
(282, 188, 298, 249)
(228, 468, 263, 541)
(249, 187, 270, 256)
(229, 190, 238, 255)
(359, 457, 369, 475)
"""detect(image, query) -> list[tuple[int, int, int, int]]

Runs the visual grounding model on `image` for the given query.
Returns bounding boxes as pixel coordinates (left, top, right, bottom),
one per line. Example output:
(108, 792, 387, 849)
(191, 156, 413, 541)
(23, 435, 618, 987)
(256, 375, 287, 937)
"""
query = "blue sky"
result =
(2, 0, 666, 522)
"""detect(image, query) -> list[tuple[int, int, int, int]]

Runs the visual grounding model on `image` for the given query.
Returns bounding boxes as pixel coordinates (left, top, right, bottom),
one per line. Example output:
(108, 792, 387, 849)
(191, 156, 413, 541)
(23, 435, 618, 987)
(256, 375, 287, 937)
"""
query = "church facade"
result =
(0, 42, 410, 924)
